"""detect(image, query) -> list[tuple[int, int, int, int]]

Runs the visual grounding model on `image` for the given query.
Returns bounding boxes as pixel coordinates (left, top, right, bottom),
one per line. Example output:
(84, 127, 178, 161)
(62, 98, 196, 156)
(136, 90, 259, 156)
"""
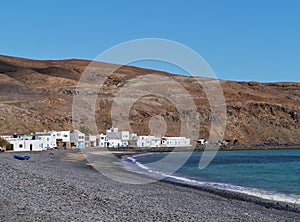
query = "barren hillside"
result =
(0, 55, 299, 146)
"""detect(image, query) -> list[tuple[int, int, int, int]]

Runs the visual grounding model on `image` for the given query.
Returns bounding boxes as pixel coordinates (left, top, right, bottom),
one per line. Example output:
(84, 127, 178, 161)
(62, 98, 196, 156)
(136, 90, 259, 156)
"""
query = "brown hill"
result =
(0, 55, 299, 146)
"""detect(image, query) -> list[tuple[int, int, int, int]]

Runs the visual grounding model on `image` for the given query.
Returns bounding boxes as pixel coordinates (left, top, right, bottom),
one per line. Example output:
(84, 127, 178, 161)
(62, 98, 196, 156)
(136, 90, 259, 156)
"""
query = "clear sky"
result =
(1, 0, 300, 82)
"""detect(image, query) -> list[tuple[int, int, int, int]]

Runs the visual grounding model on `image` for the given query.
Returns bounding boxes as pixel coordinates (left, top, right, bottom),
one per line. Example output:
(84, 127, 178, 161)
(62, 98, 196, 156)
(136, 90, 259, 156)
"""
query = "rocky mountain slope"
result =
(0, 55, 299, 146)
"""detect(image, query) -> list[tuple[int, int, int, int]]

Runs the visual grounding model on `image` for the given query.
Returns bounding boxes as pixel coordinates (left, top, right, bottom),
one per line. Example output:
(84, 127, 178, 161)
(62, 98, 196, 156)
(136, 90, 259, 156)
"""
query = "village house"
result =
(36, 131, 71, 149)
(106, 127, 127, 148)
(2, 131, 73, 151)
(161, 136, 191, 147)
(70, 130, 85, 148)
(104, 127, 138, 148)
(35, 132, 57, 149)
(97, 133, 108, 147)
(1, 134, 44, 152)
(53, 131, 71, 148)
(127, 133, 138, 147)
(9, 139, 43, 152)
(137, 135, 161, 147)
(1, 127, 193, 151)
(85, 135, 97, 147)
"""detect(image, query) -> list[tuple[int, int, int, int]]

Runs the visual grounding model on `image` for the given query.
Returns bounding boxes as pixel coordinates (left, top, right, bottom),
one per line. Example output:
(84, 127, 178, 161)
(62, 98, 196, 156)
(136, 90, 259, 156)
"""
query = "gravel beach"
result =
(0, 149, 299, 221)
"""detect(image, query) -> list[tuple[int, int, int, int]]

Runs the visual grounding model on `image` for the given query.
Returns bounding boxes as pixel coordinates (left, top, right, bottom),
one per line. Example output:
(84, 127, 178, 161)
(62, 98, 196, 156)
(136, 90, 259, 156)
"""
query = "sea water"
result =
(123, 149, 300, 204)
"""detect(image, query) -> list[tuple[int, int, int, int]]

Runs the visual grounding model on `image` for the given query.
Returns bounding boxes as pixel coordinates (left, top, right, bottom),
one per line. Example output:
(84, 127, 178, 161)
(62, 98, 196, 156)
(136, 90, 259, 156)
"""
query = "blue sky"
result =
(1, 0, 299, 82)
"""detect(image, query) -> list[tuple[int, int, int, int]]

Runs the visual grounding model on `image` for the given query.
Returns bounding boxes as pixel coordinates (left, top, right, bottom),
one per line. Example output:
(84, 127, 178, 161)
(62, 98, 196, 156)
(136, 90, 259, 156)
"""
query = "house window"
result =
(64, 135, 68, 137)
(19, 144, 23, 148)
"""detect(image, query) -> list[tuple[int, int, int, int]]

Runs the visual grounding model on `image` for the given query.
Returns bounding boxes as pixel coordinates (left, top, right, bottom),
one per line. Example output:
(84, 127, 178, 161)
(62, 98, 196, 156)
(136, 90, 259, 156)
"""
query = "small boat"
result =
(13, 154, 30, 160)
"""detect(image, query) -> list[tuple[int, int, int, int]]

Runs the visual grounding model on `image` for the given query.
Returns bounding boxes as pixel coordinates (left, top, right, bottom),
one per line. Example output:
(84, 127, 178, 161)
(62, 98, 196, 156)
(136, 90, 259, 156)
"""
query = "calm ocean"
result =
(123, 149, 300, 204)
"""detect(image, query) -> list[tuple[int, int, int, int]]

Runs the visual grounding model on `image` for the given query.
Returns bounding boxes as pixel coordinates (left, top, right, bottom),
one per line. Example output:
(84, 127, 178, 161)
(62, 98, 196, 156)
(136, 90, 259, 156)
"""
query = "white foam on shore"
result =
(122, 155, 300, 205)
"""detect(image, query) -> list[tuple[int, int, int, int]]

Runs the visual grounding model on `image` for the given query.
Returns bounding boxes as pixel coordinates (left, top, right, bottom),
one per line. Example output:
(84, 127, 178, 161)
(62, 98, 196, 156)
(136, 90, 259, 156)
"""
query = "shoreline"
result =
(1, 149, 300, 221)
(98, 144, 300, 153)
(159, 177, 300, 214)
(117, 148, 300, 213)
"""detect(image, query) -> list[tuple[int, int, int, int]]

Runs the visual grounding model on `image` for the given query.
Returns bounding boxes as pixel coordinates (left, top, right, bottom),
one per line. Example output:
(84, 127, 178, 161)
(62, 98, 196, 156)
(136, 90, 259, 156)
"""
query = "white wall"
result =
(161, 137, 191, 147)
(89, 135, 97, 147)
(97, 134, 107, 147)
(38, 135, 57, 149)
(120, 131, 129, 140)
(107, 139, 122, 148)
(137, 136, 161, 147)
(53, 131, 70, 142)
(10, 140, 43, 152)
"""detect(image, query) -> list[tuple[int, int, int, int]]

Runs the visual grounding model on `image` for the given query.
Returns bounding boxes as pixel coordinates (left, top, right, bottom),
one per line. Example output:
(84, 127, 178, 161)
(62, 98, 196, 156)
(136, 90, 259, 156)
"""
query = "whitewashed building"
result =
(35, 132, 57, 149)
(36, 131, 71, 149)
(88, 135, 97, 147)
(107, 139, 123, 148)
(9, 139, 43, 152)
(53, 131, 70, 142)
(1, 134, 44, 152)
(70, 130, 85, 148)
(97, 134, 108, 147)
(161, 137, 191, 147)
(38, 134, 57, 149)
(137, 135, 161, 147)
(106, 127, 132, 148)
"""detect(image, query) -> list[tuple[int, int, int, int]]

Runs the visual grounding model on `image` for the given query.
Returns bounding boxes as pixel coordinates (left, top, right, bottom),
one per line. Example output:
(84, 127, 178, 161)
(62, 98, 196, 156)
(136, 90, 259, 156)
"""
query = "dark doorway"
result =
(30, 144, 33, 151)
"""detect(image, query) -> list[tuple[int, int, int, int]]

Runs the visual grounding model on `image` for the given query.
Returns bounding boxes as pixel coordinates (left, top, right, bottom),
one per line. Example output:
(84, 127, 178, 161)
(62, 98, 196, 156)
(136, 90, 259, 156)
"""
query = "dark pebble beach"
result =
(0, 149, 299, 221)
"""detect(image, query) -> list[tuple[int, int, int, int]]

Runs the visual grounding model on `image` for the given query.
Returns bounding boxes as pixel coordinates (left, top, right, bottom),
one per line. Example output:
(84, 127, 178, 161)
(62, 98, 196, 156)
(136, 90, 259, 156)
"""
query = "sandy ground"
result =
(0, 149, 299, 221)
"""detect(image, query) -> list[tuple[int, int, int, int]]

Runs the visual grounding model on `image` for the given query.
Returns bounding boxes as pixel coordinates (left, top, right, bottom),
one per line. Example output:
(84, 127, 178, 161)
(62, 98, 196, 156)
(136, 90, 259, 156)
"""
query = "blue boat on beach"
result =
(13, 154, 31, 160)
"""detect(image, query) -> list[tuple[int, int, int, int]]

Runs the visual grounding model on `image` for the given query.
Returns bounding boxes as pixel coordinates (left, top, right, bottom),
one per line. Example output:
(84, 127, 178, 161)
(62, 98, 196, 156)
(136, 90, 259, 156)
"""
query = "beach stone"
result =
(0, 150, 299, 221)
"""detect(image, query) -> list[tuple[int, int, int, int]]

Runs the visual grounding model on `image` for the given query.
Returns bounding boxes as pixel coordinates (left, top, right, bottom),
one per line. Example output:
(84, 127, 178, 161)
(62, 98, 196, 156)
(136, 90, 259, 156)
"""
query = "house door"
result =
(30, 144, 33, 151)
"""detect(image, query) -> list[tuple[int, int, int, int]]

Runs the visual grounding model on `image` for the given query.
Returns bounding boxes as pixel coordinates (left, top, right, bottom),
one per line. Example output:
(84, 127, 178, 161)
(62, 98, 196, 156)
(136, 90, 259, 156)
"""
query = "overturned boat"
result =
(13, 154, 30, 160)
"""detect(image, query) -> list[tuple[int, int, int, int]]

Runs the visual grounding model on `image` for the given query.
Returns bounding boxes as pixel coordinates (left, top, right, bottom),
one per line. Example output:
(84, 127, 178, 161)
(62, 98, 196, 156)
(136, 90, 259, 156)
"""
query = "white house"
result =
(9, 139, 43, 152)
(106, 127, 131, 148)
(1, 134, 44, 152)
(83, 134, 97, 148)
(53, 131, 70, 142)
(97, 134, 108, 147)
(53, 131, 71, 148)
(120, 131, 129, 141)
(88, 135, 97, 147)
(107, 139, 123, 148)
(161, 137, 191, 147)
(70, 130, 85, 148)
(36, 131, 71, 149)
(36, 133, 57, 149)
(38, 135, 57, 149)
(137, 135, 161, 147)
